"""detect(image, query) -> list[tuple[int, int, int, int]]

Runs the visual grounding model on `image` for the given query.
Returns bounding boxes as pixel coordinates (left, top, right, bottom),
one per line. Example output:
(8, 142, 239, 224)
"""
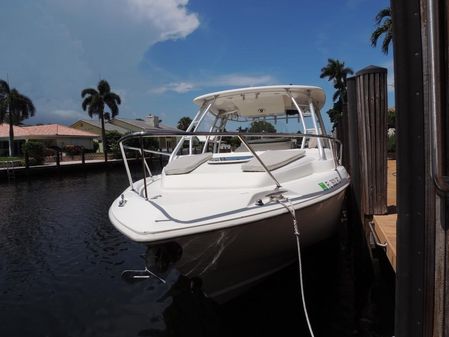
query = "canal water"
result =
(0, 166, 394, 337)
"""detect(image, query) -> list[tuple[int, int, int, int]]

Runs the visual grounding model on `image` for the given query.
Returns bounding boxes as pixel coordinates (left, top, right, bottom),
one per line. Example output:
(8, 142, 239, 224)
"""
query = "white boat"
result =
(109, 85, 350, 302)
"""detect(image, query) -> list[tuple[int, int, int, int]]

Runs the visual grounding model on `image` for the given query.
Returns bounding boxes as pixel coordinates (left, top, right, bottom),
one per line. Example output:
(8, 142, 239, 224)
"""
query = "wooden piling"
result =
(345, 66, 388, 219)
(355, 66, 388, 216)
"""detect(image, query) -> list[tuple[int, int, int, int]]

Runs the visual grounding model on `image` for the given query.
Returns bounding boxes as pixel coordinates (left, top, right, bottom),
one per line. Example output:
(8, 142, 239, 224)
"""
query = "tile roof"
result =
(75, 119, 129, 134)
(0, 123, 30, 137)
(114, 118, 180, 132)
(0, 123, 98, 138)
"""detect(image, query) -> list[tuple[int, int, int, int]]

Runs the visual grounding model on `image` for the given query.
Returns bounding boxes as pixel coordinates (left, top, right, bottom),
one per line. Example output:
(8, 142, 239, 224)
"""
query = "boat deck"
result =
(372, 160, 397, 271)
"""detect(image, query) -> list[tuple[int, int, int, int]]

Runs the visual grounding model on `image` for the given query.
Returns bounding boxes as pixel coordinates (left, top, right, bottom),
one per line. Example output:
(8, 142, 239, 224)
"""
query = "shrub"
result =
(106, 130, 122, 157)
(63, 145, 83, 156)
(22, 141, 46, 165)
(387, 129, 396, 153)
(227, 136, 242, 149)
(92, 141, 99, 153)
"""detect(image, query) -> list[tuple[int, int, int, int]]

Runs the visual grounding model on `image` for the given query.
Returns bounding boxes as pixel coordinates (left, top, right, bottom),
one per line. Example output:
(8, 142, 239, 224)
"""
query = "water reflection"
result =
(0, 167, 394, 337)
(0, 168, 225, 337)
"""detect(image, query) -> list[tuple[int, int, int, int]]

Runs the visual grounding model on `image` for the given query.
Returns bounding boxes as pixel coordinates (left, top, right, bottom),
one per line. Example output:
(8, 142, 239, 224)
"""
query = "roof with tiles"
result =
(74, 119, 129, 134)
(113, 118, 180, 132)
(0, 123, 98, 139)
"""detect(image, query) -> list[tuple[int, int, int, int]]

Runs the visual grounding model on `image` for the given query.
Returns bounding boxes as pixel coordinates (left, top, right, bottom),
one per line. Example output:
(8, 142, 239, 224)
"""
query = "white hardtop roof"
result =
(192, 85, 326, 117)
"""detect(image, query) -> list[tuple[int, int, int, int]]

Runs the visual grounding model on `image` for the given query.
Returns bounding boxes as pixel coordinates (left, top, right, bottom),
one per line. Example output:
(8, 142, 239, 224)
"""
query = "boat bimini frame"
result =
(117, 86, 343, 200)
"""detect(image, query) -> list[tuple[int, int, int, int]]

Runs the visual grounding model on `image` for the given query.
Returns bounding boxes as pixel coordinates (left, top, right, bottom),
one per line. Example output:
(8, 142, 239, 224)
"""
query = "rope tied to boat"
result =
(276, 196, 315, 337)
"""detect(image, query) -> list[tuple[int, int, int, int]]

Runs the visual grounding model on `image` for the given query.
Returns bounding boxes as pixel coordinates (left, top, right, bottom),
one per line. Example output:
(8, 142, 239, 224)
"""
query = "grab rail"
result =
(118, 131, 343, 194)
(427, 0, 449, 194)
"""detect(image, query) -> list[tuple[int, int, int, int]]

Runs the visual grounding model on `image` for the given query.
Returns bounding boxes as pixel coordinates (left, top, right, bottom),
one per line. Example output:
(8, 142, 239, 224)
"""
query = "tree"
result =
(22, 141, 45, 165)
(320, 59, 353, 129)
(177, 116, 192, 131)
(248, 120, 276, 133)
(387, 107, 396, 129)
(0, 80, 36, 156)
(370, 7, 393, 55)
(105, 130, 123, 158)
(81, 80, 121, 161)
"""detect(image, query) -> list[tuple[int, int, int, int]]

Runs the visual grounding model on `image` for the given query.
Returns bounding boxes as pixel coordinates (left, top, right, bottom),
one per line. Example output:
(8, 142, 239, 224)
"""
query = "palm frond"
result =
(81, 96, 93, 111)
(7, 89, 35, 121)
(0, 80, 10, 94)
(371, 7, 393, 55)
(375, 7, 391, 25)
(381, 25, 393, 54)
(105, 100, 119, 118)
(105, 92, 121, 105)
(81, 88, 98, 98)
(0, 99, 7, 122)
(87, 95, 102, 118)
(98, 80, 111, 95)
(332, 91, 341, 102)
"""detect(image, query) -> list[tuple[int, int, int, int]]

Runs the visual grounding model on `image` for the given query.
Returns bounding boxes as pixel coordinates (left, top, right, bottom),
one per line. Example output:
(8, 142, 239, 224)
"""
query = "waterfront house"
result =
(71, 114, 181, 151)
(0, 123, 98, 156)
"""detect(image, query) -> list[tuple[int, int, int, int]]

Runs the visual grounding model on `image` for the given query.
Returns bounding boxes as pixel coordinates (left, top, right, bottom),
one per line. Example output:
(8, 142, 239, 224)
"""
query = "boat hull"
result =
(146, 188, 346, 303)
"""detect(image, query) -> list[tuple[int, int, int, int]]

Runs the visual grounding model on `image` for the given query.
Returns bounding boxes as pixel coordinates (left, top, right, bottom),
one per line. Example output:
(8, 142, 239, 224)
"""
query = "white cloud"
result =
(52, 109, 86, 120)
(151, 82, 196, 94)
(127, 0, 200, 41)
(0, 0, 200, 124)
(151, 74, 276, 94)
(211, 74, 275, 87)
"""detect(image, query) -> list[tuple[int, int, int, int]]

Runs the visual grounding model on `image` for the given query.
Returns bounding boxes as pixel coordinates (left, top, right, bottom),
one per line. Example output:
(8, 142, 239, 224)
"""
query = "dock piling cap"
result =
(356, 65, 388, 76)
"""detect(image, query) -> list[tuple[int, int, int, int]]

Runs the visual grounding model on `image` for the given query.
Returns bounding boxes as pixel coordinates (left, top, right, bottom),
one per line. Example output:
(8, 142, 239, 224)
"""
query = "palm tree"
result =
(81, 80, 121, 161)
(320, 59, 353, 129)
(370, 7, 393, 55)
(177, 116, 192, 131)
(0, 80, 36, 156)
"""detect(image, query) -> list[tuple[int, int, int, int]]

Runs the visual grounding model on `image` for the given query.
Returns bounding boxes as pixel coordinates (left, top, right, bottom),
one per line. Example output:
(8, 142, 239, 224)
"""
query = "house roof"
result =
(114, 118, 180, 132)
(73, 119, 129, 134)
(0, 123, 98, 139)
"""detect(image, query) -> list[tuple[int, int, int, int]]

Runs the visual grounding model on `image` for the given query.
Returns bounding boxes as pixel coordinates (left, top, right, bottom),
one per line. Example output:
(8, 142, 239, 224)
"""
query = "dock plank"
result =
(372, 159, 397, 271)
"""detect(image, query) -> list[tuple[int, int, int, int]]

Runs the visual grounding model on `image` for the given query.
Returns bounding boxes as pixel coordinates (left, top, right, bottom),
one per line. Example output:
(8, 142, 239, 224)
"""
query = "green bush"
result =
(93, 141, 99, 153)
(227, 136, 242, 149)
(22, 141, 46, 165)
(106, 131, 122, 157)
(63, 145, 83, 156)
(387, 133, 396, 153)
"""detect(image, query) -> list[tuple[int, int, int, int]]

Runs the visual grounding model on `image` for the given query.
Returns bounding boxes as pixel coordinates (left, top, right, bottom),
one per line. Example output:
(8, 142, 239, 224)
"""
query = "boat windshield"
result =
(172, 86, 329, 159)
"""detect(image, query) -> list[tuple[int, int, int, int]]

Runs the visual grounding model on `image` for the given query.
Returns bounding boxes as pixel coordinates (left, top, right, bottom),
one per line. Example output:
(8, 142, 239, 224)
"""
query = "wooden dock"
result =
(372, 159, 397, 271)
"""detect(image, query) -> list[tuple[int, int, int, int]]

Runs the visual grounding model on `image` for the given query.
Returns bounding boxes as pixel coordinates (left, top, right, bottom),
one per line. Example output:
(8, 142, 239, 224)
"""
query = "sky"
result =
(0, 0, 392, 132)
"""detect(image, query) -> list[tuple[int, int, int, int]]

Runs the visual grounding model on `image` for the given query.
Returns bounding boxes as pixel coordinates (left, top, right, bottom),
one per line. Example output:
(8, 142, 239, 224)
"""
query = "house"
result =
(0, 123, 98, 156)
(71, 115, 181, 151)
(70, 119, 129, 136)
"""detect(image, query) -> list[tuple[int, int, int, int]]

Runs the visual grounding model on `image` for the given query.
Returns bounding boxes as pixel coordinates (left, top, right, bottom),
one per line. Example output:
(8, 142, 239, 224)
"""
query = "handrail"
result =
(119, 131, 337, 143)
(368, 221, 387, 248)
(427, 0, 449, 194)
(237, 135, 282, 188)
(140, 136, 148, 200)
(119, 131, 343, 195)
(120, 131, 342, 164)
(122, 145, 171, 157)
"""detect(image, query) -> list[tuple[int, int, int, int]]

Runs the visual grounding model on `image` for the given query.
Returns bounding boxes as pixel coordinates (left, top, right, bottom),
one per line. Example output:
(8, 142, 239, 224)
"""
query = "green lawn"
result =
(0, 156, 23, 162)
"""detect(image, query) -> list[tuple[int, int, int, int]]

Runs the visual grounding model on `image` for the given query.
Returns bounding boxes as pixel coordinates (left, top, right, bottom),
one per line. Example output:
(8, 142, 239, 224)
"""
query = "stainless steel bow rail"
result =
(118, 131, 343, 200)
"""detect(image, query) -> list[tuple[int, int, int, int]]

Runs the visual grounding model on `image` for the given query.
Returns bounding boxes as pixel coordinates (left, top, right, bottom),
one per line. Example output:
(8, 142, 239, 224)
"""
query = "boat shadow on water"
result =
(127, 207, 394, 337)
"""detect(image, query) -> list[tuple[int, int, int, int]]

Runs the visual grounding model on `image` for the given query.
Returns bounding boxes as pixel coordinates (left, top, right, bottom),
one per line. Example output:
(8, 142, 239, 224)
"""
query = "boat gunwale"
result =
(109, 177, 350, 242)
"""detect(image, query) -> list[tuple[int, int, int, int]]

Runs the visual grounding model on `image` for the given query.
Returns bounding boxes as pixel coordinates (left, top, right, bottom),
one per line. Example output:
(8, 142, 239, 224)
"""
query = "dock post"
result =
(25, 152, 30, 170)
(81, 148, 85, 165)
(354, 66, 388, 216)
(56, 150, 60, 167)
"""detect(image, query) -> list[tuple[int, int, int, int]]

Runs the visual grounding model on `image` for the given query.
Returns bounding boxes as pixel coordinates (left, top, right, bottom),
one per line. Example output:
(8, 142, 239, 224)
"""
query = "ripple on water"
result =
(0, 167, 380, 337)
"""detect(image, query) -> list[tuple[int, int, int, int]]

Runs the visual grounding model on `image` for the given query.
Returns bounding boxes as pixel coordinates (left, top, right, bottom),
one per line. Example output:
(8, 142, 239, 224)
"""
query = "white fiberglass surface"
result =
(110, 150, 347, 236)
